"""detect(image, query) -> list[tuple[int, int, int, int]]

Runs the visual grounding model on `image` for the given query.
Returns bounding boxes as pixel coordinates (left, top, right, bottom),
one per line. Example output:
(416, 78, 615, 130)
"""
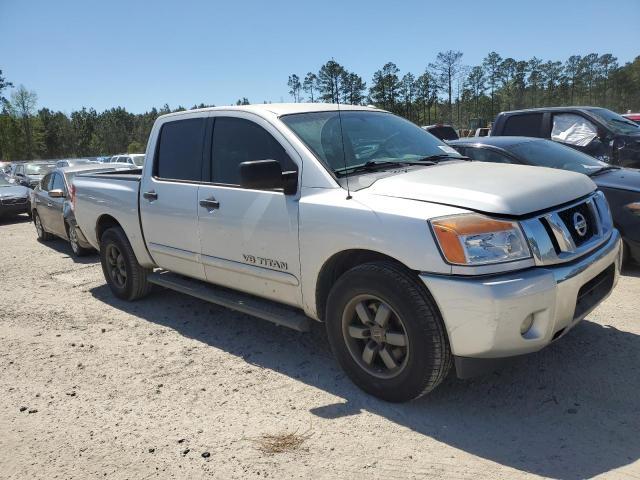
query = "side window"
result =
(155, 118, 205, 181)
(465, 147, 513, 164)
(551, 113, 598, 147)
(502, 113, 544, 137)
(211, 117, 296, 186)
(41, 173, 53, 191)
(51, 173, 65, 192)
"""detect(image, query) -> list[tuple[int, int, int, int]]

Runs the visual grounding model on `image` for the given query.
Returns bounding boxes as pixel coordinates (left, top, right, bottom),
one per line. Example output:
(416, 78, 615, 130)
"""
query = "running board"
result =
(147, 270, 311, 332)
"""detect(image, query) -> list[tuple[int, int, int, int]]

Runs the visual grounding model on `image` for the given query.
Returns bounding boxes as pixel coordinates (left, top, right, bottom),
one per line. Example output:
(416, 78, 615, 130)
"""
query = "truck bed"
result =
(72, 170, 155, 267)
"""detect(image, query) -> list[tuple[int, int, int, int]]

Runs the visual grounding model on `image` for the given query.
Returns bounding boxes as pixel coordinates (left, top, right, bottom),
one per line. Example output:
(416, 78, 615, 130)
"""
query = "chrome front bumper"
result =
(420, 229, 621, 359)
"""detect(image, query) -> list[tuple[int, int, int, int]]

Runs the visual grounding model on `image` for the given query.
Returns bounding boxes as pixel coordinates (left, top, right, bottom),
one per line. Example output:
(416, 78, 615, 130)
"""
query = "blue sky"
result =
(1, 0, 638, 114)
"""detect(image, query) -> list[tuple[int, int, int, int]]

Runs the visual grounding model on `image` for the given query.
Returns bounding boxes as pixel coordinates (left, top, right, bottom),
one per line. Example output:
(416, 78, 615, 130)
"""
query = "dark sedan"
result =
(0, 176, 31, 217)
(450, 136, 640, 264)
(31, 163, 136, 256)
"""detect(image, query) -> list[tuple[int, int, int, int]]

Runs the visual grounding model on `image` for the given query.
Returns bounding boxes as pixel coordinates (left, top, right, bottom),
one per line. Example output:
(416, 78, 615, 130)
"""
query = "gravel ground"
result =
(1, 214, 639, 480)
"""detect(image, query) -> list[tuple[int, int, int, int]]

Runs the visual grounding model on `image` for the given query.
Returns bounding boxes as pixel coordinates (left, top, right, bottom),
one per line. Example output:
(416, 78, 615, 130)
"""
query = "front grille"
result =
(557, 202, 596, 247)
(574, 264, 615, 320)
(520, 191, 613, 266)
(1, 197, 28, 205)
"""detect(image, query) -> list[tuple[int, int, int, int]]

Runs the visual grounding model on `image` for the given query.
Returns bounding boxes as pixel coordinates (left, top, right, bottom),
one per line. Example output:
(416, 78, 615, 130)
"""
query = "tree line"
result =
(1, 51, 639, 161)
(289, 52, 640, 128)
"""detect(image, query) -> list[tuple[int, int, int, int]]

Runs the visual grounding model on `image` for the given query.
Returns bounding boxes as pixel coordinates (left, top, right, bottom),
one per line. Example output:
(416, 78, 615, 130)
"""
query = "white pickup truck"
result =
(73, 103, 621, 402)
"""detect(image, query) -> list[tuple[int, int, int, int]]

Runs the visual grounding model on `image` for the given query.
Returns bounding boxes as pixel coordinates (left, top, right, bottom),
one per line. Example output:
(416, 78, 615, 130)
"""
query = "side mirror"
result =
(239, 160, 297, 195)
(48, 189, 65, 198)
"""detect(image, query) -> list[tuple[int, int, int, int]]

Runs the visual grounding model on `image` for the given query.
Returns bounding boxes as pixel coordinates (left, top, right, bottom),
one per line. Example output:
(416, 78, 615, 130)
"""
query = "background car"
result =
(491, 106, 640, 168)
(623, 113, 640, 125)
(450, 136, 640, 264)
(422, 124, 459, 141)
(0, 175, 31, 218)
(11, 161, 57, 188)
(55, 158, 94, 168)
(31, 163, 136, 256)
(108, 153, 145, 166)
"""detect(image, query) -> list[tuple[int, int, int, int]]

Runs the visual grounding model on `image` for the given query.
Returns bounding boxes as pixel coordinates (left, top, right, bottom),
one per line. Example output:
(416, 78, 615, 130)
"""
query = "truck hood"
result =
(365, 162, 596, 216)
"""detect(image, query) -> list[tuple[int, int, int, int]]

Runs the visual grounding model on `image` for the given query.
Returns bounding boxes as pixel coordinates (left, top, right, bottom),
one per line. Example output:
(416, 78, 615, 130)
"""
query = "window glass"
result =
(502, 113, 543, 137)
(551, 114, 598, 147)
(51, 173, 65, 192)
(211, 117, 296, 185)
(465, 147, 513, 164)
(25, 163, 55, 175)
(427, 126, 459, 141)
(41, 173, 53, 191)
(510, 139, 608, 175)
(155, 118, 205, 181)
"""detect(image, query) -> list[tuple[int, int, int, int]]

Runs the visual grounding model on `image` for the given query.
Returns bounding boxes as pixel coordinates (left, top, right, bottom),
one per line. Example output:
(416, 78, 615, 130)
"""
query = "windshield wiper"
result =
(588, 166, 620, 177)
(335, 160, 435, 176)
(417, 154, 469, 162)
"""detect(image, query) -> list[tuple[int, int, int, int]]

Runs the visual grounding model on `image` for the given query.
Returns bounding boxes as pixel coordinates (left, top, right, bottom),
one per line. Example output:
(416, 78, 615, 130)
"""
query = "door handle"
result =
(143, 191, 158, 201)
(199, 197, 220, 210)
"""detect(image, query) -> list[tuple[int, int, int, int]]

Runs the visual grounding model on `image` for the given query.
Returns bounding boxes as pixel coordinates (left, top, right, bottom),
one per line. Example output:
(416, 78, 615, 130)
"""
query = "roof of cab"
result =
(158, 102, 384, 120)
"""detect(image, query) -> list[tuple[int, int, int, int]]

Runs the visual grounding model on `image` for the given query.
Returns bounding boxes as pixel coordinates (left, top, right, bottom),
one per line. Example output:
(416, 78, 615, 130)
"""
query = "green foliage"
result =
(127, 141, 145, 153)
(290, 52, 640, 130)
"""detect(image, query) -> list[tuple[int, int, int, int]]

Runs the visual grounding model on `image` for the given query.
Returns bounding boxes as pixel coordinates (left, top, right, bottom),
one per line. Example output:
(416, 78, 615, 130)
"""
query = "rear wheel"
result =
(100, 227, 152, 300)
(34, 211, 53, 241)
(325, 261, 451, 402)
(67, 222, 92, 257)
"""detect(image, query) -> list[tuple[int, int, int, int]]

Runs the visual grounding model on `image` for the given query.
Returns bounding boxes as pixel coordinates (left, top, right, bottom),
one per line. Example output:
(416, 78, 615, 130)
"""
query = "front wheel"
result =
(326, 261, 451, 402)
(100, 226, 152, 301)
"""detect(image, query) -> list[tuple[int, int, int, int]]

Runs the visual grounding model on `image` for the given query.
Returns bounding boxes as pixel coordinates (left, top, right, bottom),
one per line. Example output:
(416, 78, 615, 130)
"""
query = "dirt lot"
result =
(0, 214, 639, 480)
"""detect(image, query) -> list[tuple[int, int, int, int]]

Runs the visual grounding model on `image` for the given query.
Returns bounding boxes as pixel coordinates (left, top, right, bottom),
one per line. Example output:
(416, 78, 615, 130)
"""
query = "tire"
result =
(325, 261, 451, 402)
(33, 211, 53, 241)
(99, 226, 152, 301)
(66, 221, 92, 257)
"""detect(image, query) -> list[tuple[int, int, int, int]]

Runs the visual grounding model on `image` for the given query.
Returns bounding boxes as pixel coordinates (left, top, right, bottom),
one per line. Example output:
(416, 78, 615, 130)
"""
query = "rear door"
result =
(197, 113, 302, 306)
(139, 115, 207, 279)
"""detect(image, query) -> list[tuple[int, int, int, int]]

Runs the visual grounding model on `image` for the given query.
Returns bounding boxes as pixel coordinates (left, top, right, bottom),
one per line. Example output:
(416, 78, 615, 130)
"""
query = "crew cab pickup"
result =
(73, 104, 622, 402)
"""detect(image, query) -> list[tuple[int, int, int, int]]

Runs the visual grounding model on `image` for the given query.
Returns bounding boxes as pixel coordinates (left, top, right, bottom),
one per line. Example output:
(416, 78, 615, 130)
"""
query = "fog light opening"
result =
(520, 315, 534, 336)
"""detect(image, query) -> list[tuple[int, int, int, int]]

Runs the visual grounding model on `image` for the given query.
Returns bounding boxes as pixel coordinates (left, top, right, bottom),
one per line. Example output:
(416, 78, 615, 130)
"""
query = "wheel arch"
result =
(96, 214, 122, 244)
(315, 249, 421, 322)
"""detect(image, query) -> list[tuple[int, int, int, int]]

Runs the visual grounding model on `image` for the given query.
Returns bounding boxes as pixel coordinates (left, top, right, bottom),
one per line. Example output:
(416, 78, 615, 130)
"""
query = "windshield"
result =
(510, 139, 609, 175)
(25, 163, 55, 175)
(0, 177, 13, 187)
(588, 108, 640, 135)
(281, 111, 461, 176)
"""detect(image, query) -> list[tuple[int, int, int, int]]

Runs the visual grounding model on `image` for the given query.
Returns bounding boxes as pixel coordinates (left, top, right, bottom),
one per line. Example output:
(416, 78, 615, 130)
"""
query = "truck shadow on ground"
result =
(37, 237, 99, 265)
(621, 263, 640, 278)
(90, 284, 640, 480)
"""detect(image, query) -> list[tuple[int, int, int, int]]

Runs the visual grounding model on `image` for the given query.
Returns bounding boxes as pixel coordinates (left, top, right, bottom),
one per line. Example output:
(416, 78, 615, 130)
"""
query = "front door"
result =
(140, 115, 207, 279)
(45, 172, 67, 236)
(197, 114, 302, 306)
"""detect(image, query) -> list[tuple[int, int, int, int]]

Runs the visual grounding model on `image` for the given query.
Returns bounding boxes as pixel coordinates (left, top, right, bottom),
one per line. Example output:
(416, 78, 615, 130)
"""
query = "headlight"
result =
(624, 202, 640, 216)
(430, 214, 531, 265)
